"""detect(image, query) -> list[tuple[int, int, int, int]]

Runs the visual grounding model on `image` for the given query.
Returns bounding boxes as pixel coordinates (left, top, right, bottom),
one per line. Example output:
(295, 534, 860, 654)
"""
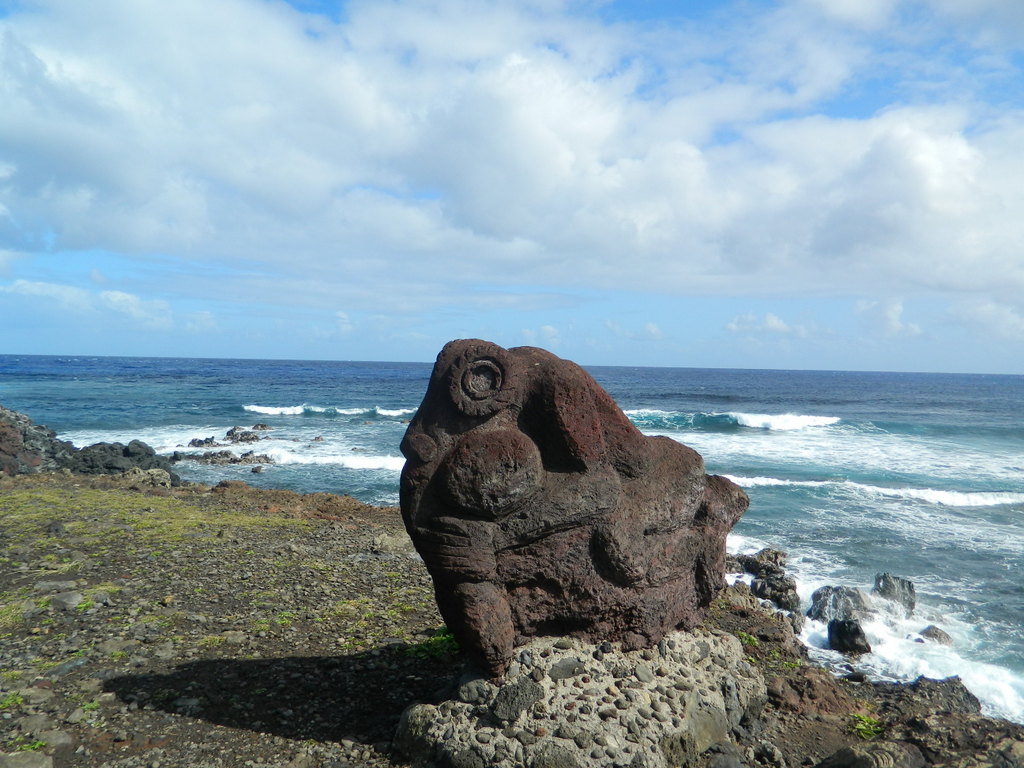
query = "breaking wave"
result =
(242, 404, 415, 418)
(725, 475, 1024, 507)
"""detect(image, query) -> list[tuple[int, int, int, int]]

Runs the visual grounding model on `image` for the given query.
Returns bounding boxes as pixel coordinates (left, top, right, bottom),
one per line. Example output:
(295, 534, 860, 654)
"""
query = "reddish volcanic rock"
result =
(400, 339, 748, 677)
(0, 404, 75, 476)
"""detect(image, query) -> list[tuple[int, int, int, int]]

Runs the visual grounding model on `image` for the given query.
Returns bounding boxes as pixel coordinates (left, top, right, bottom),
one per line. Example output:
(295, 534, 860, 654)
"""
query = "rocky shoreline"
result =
(2, 406, 1023, 767)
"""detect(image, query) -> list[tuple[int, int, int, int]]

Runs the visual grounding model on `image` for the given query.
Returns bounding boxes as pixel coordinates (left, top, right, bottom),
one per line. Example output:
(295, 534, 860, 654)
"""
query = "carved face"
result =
(400, 339, 634, 537)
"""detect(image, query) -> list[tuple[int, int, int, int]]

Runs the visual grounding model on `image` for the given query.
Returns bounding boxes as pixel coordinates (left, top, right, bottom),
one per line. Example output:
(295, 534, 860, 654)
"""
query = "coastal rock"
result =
(65, 439, 177, 479)
(226, 426, 261, 444)
(0, 405, 178, 482)
(394, 630, 765, 768)
(917, 625, 953, 646)
(399, 340, 748, 677)
(869, 675, 981, 719)
(735, 548, 788, 578)
(872, 573, 916, 616)
(189, 450, 274, 466)
(0, 404, 75, 475)
(751, 573, 801, 615)
(807, 586, 874, 623)
(827, 619, 871, 655)
(815, 742, 925, 768)
(734, 548, 803, 631)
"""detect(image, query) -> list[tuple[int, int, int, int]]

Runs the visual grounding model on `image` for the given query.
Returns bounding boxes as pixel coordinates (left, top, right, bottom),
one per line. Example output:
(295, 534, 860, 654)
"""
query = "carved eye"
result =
(448, 344, 514, 416)
(462, 359, 503, 400)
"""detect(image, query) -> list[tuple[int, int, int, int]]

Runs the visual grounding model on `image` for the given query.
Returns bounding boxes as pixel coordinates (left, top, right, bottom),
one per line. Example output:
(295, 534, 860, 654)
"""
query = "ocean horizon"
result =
(2, 352, 1022, 724)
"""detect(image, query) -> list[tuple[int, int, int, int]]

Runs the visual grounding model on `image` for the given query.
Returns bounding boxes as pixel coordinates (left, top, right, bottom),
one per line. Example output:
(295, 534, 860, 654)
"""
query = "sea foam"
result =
(242, 404, 415, 418)
(725, 476, 1024, 507)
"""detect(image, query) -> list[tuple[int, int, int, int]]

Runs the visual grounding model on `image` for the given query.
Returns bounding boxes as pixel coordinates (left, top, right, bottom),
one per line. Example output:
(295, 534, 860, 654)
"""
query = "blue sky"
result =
(1, 0, 1023, 372)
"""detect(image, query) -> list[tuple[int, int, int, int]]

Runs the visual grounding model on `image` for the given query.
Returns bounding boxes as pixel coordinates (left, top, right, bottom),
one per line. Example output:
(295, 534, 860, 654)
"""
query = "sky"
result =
(1, 0, 1023, 373)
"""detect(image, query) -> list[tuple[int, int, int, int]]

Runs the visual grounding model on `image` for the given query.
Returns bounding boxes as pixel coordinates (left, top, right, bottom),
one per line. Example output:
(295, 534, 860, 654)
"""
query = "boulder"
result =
(394, 631, 765, 768)
(827, 619, 871, 655)
(751, 573, 801, 615)
(0, 405, 178, 482)
(65, 439, 177, 479)
(225, 426, 261, 444)
(815, 742, 925, 768)
(735, 548, 788, 578)
(872, 573, 916, 616)
(0, 405, 75, 475)
(918, 625, 953, 646)
(399, 340, 748, 677)
(807, 586, 873, 623)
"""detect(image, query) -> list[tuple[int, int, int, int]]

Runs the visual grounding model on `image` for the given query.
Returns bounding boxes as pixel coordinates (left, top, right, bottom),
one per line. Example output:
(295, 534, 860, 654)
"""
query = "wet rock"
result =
(400, 339, 748, 677)
(918, 625, 953, 646)
(226, 426, 261, 444)
(807, 586, 873, 623)
(827, 619, 871, 655)
(750, 574, 801, 615)
(872, 573, 916, 616)
(734, 548, 788, 578)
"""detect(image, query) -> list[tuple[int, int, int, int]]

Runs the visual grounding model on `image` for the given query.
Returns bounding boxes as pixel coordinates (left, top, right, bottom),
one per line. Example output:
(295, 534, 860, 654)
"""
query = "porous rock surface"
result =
(399, 340, 749, 677)
(395, 629, 765, 768)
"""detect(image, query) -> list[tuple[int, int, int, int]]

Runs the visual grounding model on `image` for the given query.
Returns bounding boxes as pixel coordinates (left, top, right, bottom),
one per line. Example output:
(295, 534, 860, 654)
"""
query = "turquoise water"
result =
(2, 354, 1022, 721)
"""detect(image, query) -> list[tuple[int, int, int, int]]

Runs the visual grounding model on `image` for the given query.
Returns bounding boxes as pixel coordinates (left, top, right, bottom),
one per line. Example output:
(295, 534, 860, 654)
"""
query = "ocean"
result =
(1, 353, 1022, 723)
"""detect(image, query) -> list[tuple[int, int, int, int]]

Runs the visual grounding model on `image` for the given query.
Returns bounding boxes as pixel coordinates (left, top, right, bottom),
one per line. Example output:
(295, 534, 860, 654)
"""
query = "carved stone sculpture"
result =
(400, 340, 748, 677)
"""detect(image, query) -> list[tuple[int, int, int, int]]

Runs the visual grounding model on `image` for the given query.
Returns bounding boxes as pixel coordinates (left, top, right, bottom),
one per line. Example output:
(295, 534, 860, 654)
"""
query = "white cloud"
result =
(522, 324, 561, 347)
(185, 310, 217, 333)
(605, 320, 665, 340)
(0, 278, 179, 329)
(955, 300, 1024, 341)
(726, 312, 807, 336)
(855, 298, 922, 337)
(0, 249, 21, 273)
(335, 310, 354, 334)
(0, 279, 93, 311)
(796, 0, 896, 30)
(0, 0, 1022, 333)
(99, 290, 172, 328)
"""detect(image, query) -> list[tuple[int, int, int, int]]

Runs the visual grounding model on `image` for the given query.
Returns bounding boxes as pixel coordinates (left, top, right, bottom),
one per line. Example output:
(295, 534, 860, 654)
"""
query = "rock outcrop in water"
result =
(399, 340, 748, 677)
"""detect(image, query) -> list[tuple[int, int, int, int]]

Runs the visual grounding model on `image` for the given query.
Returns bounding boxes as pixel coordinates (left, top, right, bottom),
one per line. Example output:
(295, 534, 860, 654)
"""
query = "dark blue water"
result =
(2, 354, 1022, 720)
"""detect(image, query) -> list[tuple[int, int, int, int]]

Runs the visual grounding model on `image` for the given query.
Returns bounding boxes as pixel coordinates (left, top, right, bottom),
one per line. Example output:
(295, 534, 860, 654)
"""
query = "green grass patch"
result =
(0, 485, 310, 549)
(404, 628, 460, 660)
(734, 630, 759, 647)
(850, 713, 883, 740)
(0, 691, 24, 710)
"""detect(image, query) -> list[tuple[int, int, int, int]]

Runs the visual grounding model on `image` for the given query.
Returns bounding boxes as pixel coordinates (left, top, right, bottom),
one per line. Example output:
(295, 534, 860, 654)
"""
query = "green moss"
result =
(0, 485, 310, 550)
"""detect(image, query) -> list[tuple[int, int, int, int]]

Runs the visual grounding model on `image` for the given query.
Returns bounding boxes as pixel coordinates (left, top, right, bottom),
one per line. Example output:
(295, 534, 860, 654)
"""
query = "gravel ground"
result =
(0, 473, 460, 767)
